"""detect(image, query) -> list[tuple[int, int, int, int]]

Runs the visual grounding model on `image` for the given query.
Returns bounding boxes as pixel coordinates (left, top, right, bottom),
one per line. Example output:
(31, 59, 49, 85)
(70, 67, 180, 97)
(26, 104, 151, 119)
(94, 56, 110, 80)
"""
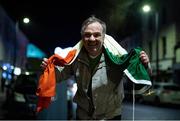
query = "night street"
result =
(122, 100, 180, 120)
(1, 0, 180, 120)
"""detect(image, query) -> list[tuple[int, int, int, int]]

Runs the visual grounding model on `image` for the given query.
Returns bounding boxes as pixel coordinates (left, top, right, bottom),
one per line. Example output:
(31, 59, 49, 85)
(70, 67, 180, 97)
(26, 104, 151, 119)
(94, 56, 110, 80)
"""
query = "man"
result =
(40, 16, 151, 120)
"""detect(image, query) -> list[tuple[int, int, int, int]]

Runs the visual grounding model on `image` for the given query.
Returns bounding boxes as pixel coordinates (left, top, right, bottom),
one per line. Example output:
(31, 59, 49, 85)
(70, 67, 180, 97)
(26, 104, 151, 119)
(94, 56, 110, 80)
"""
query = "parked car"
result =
(5, 73, 38, 119)
(141, 82, 180, 105)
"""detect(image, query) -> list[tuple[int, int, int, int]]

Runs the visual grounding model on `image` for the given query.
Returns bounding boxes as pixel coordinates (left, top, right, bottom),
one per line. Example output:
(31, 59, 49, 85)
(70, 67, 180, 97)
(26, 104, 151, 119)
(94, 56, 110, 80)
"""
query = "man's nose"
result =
(89, 35, 96, 41)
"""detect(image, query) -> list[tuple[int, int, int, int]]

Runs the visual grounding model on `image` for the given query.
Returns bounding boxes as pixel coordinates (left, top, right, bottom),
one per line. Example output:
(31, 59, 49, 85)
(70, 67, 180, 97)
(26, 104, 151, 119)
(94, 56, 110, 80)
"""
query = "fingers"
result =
(43, 58, 48, 64)
(140, 51, 149, 65)
(40, 58, 48, 69)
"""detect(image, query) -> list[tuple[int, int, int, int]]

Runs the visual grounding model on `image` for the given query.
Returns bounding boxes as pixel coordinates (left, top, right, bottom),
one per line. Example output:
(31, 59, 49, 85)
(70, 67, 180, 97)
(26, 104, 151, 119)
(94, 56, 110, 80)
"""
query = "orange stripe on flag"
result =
(36, 49, 77, 112)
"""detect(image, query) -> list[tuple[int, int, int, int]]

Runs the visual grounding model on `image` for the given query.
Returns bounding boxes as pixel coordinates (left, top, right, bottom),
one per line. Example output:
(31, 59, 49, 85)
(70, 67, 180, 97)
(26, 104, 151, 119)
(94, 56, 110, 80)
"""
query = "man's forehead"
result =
(84, 23, 103, 32)
(84, 31, 101, 34)
(87, 22, 102, 27)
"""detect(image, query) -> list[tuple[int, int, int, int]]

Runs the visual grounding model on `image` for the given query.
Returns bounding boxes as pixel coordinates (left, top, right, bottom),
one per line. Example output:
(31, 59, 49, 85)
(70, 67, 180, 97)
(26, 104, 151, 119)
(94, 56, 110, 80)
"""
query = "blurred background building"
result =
(140, 0, 180, 85)
(0, 5, 46, 78)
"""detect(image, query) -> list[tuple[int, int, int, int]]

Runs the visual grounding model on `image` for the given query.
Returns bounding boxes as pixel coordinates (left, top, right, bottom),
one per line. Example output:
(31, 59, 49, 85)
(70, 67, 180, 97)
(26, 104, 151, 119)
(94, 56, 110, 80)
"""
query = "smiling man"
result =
(40, 16, 152, 120)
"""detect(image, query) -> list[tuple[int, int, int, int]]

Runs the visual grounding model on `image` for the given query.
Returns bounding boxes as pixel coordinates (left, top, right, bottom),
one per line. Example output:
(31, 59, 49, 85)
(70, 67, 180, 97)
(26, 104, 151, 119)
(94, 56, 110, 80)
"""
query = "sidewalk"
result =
(0, 91, 7, 119)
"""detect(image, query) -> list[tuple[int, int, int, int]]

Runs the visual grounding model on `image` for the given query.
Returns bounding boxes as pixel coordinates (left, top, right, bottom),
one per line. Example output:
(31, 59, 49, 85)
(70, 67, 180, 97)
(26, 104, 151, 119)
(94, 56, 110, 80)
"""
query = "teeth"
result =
(88, 43, 96, 46)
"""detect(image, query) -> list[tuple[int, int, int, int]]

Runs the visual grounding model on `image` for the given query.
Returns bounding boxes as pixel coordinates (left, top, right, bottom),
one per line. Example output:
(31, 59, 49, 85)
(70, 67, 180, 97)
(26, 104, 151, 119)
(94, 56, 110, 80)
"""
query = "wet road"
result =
(122, 101, 180, 120)
(1, 92, 180, 120)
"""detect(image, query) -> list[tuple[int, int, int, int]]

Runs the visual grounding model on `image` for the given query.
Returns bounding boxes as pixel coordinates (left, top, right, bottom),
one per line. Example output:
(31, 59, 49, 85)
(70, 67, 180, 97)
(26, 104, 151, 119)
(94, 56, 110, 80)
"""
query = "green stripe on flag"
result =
(105, 47, 151, 85)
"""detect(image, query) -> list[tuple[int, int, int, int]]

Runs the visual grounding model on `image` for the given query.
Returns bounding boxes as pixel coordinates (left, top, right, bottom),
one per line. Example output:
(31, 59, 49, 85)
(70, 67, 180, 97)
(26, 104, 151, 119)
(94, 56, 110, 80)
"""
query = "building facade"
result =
(0, 6, 29, 71)
(141, 0, 180, 84)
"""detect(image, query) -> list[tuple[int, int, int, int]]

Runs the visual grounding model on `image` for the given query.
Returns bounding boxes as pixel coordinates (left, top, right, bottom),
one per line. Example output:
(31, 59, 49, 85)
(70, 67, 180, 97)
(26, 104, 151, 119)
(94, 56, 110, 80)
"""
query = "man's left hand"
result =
(140, 51, 149, 67)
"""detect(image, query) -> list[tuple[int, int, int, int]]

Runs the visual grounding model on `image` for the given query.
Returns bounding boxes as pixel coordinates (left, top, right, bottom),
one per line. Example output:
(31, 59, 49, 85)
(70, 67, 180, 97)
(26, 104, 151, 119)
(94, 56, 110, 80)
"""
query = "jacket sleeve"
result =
(55, 64, 74, 83)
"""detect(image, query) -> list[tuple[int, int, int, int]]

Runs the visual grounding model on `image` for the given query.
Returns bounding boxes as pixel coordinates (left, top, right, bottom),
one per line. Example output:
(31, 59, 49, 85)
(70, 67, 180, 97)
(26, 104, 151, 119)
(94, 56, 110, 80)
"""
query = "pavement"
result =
(0, 91, 7, 119)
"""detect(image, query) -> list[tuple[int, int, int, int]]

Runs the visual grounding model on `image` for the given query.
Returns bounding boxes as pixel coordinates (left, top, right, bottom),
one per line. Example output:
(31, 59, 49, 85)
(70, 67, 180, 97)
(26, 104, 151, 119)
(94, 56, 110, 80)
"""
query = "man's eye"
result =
(83, 33, 101, 38)
(84, 33, 91, 38)
(93, 33, 101, 38)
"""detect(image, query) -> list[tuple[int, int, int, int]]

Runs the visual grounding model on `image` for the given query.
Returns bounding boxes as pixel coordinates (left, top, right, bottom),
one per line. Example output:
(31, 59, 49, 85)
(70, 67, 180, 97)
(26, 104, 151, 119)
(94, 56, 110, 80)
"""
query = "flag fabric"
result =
(36, 34, 152, 112)
(36, 50, 77, 112)
(104, 35, 151, 85)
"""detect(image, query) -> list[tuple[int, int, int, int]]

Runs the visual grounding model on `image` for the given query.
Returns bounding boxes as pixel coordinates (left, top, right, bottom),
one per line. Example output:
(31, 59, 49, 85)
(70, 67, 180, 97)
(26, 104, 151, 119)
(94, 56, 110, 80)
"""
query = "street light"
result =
(142, 5, 151, 13)
(142, 4, 159, 82)
(13, 17, 30, 76)
(23, 17, 30, 24)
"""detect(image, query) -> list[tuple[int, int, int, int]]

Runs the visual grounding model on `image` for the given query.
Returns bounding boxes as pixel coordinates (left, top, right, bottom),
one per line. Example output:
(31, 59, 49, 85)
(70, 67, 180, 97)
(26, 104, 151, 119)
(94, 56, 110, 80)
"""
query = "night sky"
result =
(0, 0, 101, 55)
(0, 0, 142, 56)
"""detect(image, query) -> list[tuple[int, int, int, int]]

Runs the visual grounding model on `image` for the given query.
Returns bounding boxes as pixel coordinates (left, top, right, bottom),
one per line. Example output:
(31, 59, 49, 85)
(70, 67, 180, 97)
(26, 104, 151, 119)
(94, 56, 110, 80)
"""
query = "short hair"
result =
(81, 15, 106, 36)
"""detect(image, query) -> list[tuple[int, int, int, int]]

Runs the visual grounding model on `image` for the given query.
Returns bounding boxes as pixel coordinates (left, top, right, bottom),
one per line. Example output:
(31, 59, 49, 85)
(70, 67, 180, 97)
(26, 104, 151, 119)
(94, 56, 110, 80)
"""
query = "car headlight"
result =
(14, 92, 26, 102)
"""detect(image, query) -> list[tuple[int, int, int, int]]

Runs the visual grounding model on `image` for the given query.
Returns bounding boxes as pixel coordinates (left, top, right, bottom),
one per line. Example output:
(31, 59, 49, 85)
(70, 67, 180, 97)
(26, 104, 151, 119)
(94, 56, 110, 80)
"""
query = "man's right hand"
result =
(40, 58, 48, 70)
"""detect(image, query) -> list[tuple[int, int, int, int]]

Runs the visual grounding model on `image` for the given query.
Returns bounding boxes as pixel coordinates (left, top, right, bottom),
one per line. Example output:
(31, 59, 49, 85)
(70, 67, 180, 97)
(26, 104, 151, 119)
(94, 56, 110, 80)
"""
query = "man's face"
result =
(82, 22, 104, 57)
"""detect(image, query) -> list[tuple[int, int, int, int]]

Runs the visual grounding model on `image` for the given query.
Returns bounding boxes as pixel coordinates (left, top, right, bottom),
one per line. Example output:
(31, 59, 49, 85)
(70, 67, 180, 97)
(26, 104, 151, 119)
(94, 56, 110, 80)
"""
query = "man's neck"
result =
(89, 50, 102, 59)
(89, 54, 99, 59)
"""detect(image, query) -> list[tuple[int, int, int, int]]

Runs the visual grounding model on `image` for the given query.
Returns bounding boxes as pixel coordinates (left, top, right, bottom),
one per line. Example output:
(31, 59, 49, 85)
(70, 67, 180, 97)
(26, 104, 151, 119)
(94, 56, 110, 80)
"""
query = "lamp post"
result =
(13, 17, 30, 76)
(155, 12, 159, 82)
(142, 4, 159, 82)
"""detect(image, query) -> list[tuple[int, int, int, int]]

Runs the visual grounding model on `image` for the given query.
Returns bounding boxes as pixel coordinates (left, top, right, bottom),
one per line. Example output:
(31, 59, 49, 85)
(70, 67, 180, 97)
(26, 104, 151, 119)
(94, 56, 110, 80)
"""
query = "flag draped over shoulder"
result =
(36, 34, 152, 112)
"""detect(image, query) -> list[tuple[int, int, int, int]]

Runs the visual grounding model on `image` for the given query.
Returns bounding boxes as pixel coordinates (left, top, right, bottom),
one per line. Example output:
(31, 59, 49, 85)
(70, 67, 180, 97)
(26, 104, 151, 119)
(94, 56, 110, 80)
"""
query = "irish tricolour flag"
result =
(36, 34, 152, 112)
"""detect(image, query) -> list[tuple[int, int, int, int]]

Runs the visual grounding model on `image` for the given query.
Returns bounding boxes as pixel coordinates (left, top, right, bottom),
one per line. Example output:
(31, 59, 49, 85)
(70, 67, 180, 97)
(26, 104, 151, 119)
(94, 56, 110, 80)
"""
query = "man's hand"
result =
(40, 58, 48, 70)
(140, 51, 152, 74)
(140, 51, 149, 67)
